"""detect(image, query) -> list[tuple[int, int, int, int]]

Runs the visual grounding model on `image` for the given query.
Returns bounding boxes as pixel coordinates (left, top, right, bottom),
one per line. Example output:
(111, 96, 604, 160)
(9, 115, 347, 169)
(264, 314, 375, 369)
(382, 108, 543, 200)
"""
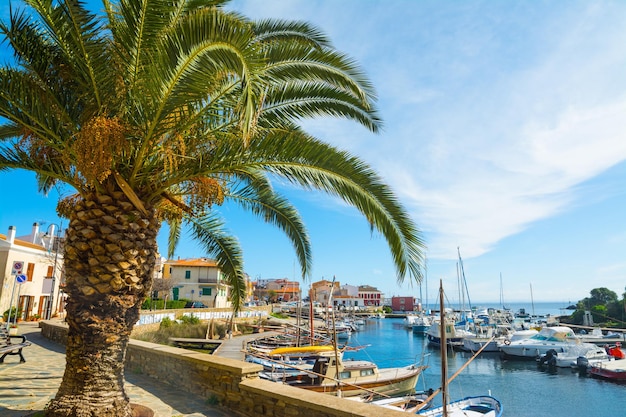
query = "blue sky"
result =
(1, 0, 625, 305)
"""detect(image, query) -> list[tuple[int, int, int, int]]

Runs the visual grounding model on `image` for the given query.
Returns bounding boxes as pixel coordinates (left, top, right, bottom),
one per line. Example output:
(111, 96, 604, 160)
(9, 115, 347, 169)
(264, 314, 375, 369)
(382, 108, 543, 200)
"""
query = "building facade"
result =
(0, 223, 65, 322)
(310, 279, 339, 306)
(391, 296, 417, 312)
(162, 258, 231, 308)
(253, 278, 301, 303)
(358, 285, 383, 307)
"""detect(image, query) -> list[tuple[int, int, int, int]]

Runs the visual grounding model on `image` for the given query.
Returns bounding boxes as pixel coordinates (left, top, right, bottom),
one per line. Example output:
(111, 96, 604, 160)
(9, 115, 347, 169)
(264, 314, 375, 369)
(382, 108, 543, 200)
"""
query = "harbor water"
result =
(340, 307, 626, 417)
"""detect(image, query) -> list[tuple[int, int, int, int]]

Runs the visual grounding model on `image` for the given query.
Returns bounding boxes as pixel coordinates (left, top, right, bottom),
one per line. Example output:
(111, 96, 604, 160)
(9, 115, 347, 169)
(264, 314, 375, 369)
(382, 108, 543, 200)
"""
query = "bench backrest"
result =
(1, 328, 12, 346)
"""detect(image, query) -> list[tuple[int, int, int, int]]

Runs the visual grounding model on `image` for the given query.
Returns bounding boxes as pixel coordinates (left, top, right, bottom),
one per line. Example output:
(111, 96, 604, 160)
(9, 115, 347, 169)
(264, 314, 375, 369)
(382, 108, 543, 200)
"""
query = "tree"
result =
(589, 287, 618, 306)
(0, 1, 424, 416)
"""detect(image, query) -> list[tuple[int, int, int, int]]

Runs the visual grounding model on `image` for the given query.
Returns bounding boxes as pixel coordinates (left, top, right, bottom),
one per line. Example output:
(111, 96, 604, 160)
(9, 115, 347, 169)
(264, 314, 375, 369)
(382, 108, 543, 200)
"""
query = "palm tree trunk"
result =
(46, 187, 159, 417)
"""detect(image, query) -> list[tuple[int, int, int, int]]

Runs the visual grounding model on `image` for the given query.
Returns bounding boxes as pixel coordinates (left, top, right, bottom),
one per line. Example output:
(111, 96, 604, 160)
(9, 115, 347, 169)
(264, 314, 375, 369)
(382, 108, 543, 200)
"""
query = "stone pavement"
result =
(0, 321, 237, 417)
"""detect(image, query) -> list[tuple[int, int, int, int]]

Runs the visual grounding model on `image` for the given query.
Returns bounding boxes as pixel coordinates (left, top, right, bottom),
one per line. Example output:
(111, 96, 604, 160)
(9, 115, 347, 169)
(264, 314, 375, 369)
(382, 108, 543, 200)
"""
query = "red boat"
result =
(589, 359, 626, 380)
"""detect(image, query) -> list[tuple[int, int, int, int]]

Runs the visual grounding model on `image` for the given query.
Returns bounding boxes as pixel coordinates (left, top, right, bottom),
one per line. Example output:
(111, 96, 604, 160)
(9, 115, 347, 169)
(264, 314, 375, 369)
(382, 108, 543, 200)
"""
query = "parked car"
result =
(184, 301, 208, 308)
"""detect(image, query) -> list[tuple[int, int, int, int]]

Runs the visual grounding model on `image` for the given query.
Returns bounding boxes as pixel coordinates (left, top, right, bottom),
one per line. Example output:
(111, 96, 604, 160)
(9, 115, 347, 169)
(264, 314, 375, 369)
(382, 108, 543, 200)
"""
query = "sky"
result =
(1, 0, 625, 306)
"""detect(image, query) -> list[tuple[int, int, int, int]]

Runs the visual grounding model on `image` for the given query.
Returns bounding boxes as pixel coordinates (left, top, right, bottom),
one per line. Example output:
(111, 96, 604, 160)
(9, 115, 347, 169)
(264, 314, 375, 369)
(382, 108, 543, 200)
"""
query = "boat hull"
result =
(589, 360, 626, 380)
(287, 364, 425, 397)
(417, 395, 503, 417)
(461, 338, 500, 353)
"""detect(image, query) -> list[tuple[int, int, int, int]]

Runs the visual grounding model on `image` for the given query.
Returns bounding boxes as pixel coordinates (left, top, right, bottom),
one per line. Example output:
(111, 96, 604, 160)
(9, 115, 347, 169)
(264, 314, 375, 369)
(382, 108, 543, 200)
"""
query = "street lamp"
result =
(43, 223, 63, 320)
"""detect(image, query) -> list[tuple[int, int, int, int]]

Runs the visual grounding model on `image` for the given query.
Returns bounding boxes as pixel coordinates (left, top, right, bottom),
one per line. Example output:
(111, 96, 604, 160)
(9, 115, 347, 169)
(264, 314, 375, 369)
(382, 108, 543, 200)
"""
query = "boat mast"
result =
(499, 273, 505, 309)
(425, 259, 429, 312)
(439, 279, 448, 417)
(309, 286, 314, 346)
(530, 283, 535, 317)
(328, 276, 342, 397)
(457, 247, 472, 314)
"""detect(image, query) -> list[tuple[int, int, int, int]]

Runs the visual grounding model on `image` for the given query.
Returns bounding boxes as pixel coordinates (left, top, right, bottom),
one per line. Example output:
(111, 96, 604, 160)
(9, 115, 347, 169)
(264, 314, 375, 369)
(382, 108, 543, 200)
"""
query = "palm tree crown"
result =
(1, 0, 424, 307)
(1, 1, 425, 415)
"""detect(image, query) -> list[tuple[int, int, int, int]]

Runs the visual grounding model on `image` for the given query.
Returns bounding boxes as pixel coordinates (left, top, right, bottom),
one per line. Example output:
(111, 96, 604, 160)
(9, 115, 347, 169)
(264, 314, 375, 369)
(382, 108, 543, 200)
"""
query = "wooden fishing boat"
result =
(348, 391, 433, 413)
(260, 349, 426, 397)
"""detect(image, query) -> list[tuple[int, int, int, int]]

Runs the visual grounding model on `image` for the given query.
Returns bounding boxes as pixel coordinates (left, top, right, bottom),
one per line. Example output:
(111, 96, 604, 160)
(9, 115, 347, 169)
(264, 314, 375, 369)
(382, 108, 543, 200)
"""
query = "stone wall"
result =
(39, 321, 409, 417)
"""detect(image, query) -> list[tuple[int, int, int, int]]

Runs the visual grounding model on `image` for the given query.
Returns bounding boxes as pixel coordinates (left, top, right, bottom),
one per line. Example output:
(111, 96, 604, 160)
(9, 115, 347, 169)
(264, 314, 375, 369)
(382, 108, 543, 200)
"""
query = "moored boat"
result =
(537, 343, 610, 369)
(576, 327, 625, 346)
(499, 326, 578, 359)
(417, 395, 503, 417)
(588, 358, 626, 381)
(260, 349, 426, 397)
(427, 319, 475, 349)
(348, 390, 433, 413)
(412, 314, 433, 335)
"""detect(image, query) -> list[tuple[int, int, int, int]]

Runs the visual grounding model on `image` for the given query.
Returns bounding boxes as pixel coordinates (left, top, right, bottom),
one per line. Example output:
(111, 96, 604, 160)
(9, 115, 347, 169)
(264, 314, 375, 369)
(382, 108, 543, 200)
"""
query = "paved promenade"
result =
(0, 321, 237, 417)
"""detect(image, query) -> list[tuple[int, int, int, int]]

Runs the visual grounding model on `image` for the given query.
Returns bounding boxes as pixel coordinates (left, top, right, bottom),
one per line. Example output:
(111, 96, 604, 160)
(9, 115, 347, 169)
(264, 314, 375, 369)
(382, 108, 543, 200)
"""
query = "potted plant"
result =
(8, 324, 18, 336)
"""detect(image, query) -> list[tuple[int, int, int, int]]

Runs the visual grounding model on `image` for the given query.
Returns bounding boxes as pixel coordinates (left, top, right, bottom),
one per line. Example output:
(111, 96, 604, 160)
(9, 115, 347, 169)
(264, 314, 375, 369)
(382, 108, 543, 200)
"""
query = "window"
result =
(202, 288, 212, 296)
(338, 371, 351, 379)
(185, 270, 191, 279)
(27, 263, 35, 282)
(360, 369, 374, 376)
(47, 265, 54, 278)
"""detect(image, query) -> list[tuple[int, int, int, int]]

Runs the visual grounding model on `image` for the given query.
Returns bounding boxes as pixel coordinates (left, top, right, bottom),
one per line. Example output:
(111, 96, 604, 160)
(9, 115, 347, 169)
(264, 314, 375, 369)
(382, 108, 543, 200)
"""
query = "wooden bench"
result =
(0, 327, 32, 363)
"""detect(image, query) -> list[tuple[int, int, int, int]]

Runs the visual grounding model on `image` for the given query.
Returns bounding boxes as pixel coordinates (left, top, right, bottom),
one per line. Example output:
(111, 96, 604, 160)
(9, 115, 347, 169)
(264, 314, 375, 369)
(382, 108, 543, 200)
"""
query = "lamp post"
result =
(44, 223, 62, 320)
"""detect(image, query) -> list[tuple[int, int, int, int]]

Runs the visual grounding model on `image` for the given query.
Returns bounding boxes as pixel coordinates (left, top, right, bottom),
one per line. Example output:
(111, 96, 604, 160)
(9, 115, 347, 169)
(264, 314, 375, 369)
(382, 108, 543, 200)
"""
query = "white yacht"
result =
(499, 326, 579, 359)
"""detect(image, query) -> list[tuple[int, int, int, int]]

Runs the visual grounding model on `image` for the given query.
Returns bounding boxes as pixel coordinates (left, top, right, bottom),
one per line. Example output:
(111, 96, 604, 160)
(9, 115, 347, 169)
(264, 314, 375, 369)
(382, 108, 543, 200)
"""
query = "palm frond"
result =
(227, 168, 312, 279)
(187, 212, 246, 311)
(261, 81, 382, 132)
(166, 217, 182, 260)
(26, 0, 111, 110)
(252, 19, 332, 48)
(243, 130, 425, 284)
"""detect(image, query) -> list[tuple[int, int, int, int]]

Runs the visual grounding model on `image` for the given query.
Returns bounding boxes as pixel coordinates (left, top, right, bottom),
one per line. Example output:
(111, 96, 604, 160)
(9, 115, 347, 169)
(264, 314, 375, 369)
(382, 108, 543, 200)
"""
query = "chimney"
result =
(7, 226, 16, 244)
(32, 222, 40, 244)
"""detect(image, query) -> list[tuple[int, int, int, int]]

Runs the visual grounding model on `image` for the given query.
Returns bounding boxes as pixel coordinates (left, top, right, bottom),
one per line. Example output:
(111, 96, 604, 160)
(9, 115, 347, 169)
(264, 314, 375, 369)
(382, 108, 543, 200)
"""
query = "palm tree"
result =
(0, 1, 425, 416)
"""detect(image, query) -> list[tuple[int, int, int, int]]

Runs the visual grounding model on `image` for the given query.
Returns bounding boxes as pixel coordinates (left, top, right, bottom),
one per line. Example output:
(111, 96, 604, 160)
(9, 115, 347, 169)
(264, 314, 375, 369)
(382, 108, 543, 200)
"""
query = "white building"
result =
(0, 223, 65, 322)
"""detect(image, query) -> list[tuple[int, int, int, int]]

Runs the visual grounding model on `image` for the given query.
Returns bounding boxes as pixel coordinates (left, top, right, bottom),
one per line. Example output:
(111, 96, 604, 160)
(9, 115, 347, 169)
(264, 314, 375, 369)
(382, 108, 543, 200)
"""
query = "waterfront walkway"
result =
(0, 321, 236, 417)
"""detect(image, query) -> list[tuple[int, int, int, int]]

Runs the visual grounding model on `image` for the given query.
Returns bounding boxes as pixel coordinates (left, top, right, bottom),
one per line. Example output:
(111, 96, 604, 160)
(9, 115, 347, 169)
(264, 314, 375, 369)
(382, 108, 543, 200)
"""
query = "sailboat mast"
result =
(457, 247, 472, 313)
(309, 286, 314, 345)
(439, 279, 448, 417)
(499, 273, 505, 309)
(425, 259, 429, 312)
(530, 283, 535, 316)
(329, 276, 342, 397)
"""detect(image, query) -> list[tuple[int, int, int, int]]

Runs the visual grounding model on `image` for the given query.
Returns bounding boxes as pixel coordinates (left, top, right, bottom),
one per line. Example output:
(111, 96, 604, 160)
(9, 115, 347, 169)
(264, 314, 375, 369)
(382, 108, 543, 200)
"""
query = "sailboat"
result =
(417, 280, 503, 417)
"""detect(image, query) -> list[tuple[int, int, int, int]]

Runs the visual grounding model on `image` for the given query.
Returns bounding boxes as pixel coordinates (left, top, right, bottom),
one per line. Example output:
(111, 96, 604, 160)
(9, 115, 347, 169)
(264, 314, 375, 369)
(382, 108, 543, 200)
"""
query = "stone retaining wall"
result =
(39, 321, 408, 417)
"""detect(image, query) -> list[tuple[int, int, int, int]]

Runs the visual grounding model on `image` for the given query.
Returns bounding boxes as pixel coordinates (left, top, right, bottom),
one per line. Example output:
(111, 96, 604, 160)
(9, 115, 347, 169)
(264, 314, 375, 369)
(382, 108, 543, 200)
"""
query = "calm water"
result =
(342, 316, 626, 417)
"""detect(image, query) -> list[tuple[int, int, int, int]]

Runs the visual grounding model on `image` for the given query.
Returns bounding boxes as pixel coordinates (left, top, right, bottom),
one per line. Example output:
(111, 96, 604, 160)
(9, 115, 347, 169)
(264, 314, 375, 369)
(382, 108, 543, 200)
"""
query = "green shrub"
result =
(214, 322, 226, 339)
(2, 306, 21, 322)
(167, 300, 188, 309)
(180, 314, 200, 325)
(159, 317, 174, 329)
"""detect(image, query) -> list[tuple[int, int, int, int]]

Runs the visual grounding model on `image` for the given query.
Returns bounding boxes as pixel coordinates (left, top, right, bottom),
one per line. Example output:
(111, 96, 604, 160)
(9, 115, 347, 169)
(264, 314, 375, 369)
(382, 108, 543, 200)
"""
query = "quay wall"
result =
(39, 321, 408, 417)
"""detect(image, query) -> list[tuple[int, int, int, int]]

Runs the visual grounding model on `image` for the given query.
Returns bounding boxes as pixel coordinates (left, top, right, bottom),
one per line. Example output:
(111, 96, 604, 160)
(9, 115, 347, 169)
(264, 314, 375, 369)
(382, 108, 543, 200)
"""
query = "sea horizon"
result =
(421, 300, 574, 317)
